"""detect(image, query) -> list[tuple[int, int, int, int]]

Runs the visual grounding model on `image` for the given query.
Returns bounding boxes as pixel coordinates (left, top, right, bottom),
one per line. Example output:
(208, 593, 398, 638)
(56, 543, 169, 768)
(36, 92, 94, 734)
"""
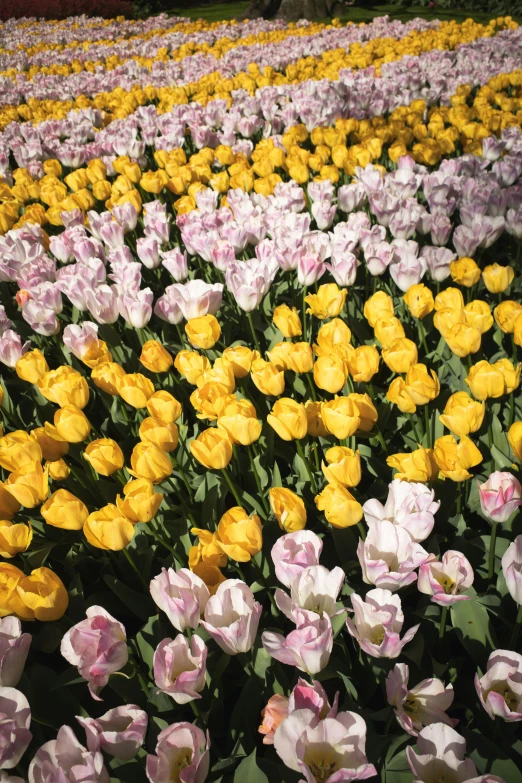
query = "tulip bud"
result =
(129, 442, 172, 484)
(322, 446, 361, 487)
(508, 421, 522, 462)
(272, 305, 302, 338)
(139, 417, 179, 452)
(53, 405, 91, 443)
(313, 354, 347, 394)
(267, 398, 307, 441)
(364, 291, 394, 327)
(84, 438, 125, 476)
(15, 349, 48, 384)
(285, 342, 314, 374)
(251, 358, 285, 396)
(315, 483, 363, 528)
(216, 506, 262, 562)
(258, 694, 289, 745)
(119, 373, 155, 408)
(269, 487, 307, 533)
(146, 390, 182, 423)
(382, 338, 418, 374)
(482, 263, 515, 293)
(478, 471, 522, 523)
(201, 579, 262, 655)
(185, 314, 221, 350)
(0, 520, 32, 558)
(403, 284, 434, 319)
(139, 340, 173, 373)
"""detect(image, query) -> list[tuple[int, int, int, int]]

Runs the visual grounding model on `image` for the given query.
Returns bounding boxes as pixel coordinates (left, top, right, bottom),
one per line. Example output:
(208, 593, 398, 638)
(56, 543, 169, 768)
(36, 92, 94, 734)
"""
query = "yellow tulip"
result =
(404, 364, 440, 405)
(433, 435, 483, 481)
(146, 390, 182, 423)
(119, 373, 155, 408)
(84, 504, 135, 551)
(347, 345, 380, 382)
(482, 263, 515, 293)
(41, 488, 88, 530)
(91, 362, 126, 395)
(439, 392, 485, 437)
(16, 567, 69, 621)
(37, 366, 89, 408)
(322, 446, 361, 487)
(116, 478, 163, 523)
(315, 483, 362, 528)
(272, 305, 302, 338)
(15, 349, 49, 383)
(222, 346, 259, 378)
(508, 421, 522, 462)
(129, 443, 172, 484)
(4, 461, 48, 508)
(450, 257, 481, 287)
(269, 487, 307, 532)
(466, 360, 506, 400)
(185, 315, 221, 350)
(313, 354, 347, 394)
(139, 340, 173, 373)
(174, 350, 211, 385)
(84, 438, 125, 476)
(305, 283, 347, 319)
(190, 428, 233, 470)
(216, 506, 262, 562)
(53, 405, 91, 443)
(251, 358, 285, 396)
(139, 417, 179, 452)
(403, 284, 435, 319)
(267, 398, 308, 441)
(0, 520, 32, 558)
(387, 446, 439, 482)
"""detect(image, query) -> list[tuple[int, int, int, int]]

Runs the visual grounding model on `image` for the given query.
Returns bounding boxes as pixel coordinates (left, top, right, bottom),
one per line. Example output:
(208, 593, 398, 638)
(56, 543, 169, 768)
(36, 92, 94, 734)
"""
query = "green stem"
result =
(374, 423, 388, 454)
(357, 522, 366, 541)
(172, 454, 194, 502)
(246, 311, 261, 354)
(410, 416, 422, 446)
(509, 605, 522, 649)
(296, 438, 317, 493)
(123, 548, 149, 591)
(439, 605, 449, 641)
(248, 446, 269, 518)
(221, 468, 243, 507)
(302, 286, 307, 344)
(149, 525, 184, 568)
(189, 699, 207, 731)
(488, 521, 498, 580)
(509, 389, 516, 429)
(424, 404, 431, 447)
(306, 371, 317, 401)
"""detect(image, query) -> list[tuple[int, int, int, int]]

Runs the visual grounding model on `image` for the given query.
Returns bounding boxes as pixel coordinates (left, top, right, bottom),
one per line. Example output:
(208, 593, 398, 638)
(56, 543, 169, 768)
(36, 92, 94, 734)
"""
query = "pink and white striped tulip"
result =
(475, 650, 522, 722)
(0, 687, 32, 770)
(502, 535, 522, 605)
(271, 530, 323, 588)
(150, 568, 209, 634)
(76, 705, 147, 760)
(386, 663, 457, 737)
(362, 479, 439, 543)
(478, 472, 522, 523)
(29, 725, 108, 783)
(146, 722, 209, 783)
(275, 565, 344, 621)
(357, 521, 431, 591)
(262, 610, 333, 675)
(200, 579, 261, 655)
(0, 618, 31, 688)
(346, 588, 419, 658)
(418, 550, 474, 606)
(153, 634, 207, 704)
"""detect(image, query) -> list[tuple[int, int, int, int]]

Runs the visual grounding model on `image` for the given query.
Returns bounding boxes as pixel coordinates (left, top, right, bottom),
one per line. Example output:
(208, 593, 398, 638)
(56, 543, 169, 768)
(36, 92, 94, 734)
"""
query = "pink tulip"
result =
(113, 202, 138, 233)
(326, 251, 358, 286)
(137, 237, 160, 270)
(201, 579, 261, 655)
(154, 289, 184, 325)
(0, 618, 31, 687)
(150, 568, 209, 634)
(21, 300, 60, 336)
(478, 472, 522, 523)
(60, 606, 128, 700)
(258, 694, 289, 745)
(146, 722, 209, 783)
(271, 530, 323, 588)
(418, 550, 474, 606)
(262, 610, 333, 675)
(386, 663, 456, 736)
(275, 565, 344, 621)
(363, 480, 439, 543)
(475, 650, 522, 722)
(63, 321, 100, 362)
(153, 635, 207, 705)
(0, 331, 29, 368)
(346, 588, 419, 658)
(357, 521, 431, 591)
(502, 535, 522, 605)
(297, 254, 326, 287)
(76, 705, 147, 760)
(162, 249, 188, 282)
(0, 687, 31, 769)
(28, 725, 108, 783)
(274, 707, 377, 782)
(117, 288, 153, 328)
(288, 677, 339, 719)
(85, 286, 119, 324)
(164, 280, 223, 321)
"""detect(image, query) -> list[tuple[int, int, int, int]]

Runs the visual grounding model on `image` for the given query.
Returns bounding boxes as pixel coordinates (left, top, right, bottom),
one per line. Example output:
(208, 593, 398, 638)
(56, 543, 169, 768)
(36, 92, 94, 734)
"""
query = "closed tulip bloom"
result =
(185, 315, 221, 350)
(29, 725, 108, 783)
(61, 606, 128, 699)
(403, 284, 435, 319)
(17, 567, 68, 622)
(450, 257, 481, 287)
(262, 610, 333, 675)
(515, 313, 522, 348)
(120, 374, 155, 408)
(305, 284, 347, 320)
(269, 487, 307, 533)
(271, 530, 322, 588)
(0, 564, 34, 621)
(433, 307, 465, 339)
(358, 520, 431, 591)
(494, 358, 520, 394)
(418, 550, 474, 605)
(285, 342, 314, 374)
(147, 391, 182, 424)
(494, 300, 522, 333)
(139, 340, 173, 373)
(76, 705, 147, 761)
(387, 446, 439, 482)
(322, 446, 361, 487)
(174, 350, 210, 385)
(346, 588, 419, 658)
(0, 484, 20, 521)
(139, 418, 179, 452)
(313, 354, 347, 394)
(509, 421, 522, 462)
(217, 399, 261, 446)
(190, 383, 231, 421)
(502, 535, 522, 605)
(475, 650, 522, 722)
(53, 405, 91, 443)
(464, 300, 493, 334)
(440, 392, 485, 437)
(84, 505, 135, 551)
(221, 346, 259, 378)
(190, 428, 232, 470)
(0, 686, 32, 769)
(150, 568, 209, 633)
(350, 393, 378, 432)
(434, 288, 465, 313)
(216, 506, 262, 562)
(322, 396, 361, 439)
(315, 483, 363, 528)
(37, 366, 89, 409)
(0, 618, 31, 687)
(258, 694, 289, 745)
(0, 431, 42, 472)
(116, 479, 162, 523)
(386, 663, 456, 737)
(201, 579, 262, 655)
(91, 362, 126, 396)
(482, 263, 515, 293)
(4, 461, 48, 508)
(41, 489, 88, 530)
(406, 724, 489, 782)
(466, 360, 506, 400)
(0, 521, 32, 558)
(305, 400, 327, 437)
(364, 291, 394, 327)
(15, 349, 48, 383)
(268, 398, 307, 441)
(129, 442, 172, 484)
(46, 458, 69, 481)
(445, 322, 482, 357)
(146, 722, 209, 783)
(153, 635, 207, 705)
(316, 317, 352, 350)
(251, 358, 285, 396)
(382, 338, 418, 374)
(374, 316, 406, 348)
(405, 364, 440, 405)
(347, 345, 380, 382)
(387, 377, 417, 414)
(30, 427, 68, 463)
(273, 305, 302, 338)
(197, 358, 235, 393)
(434, 435, 481, 481)
(478, 472, 522, 523)
(84, 439, 124, 476)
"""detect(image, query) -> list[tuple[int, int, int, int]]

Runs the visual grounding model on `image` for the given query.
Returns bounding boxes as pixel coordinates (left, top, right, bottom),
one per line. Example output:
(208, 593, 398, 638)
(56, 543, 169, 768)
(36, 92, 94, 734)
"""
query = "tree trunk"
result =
(242, 0, 338, 21)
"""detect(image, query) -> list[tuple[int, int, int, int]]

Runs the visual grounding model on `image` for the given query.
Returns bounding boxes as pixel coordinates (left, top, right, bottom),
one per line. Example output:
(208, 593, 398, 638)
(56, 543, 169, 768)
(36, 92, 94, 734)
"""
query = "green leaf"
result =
(271, 460, 283, 487)
(233, 750, 269, 783)
(450, 599, 496, 666)
(490, 444, 513, 470)
(103, 575, 154, 621)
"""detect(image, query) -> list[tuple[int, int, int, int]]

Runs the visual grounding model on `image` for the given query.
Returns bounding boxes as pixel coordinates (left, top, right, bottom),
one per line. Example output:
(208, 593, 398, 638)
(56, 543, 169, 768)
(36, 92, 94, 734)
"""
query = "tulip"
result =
(374, 316, 406, 348)
(41, 489, 88, 530)
(146, 722, 209, 783)
(62, 323, 111, 368)
(272, 305, 302, 338)
(165, 279, 223, 321)
(464, 300, 493, 335)
(0, 687, 32, 769)
(250, 358, 285, 396)
(91, 362, 126, 396)
(139, 341, 173, 373)
(315, 483, 363, 528)
(475, 649, 522, 722)
(216, 506, 262, 562)
(217, 401, 262, 446)
(116, 479, 162, 524)
(0, 431, 42, 472)
(15, 349, 48, 384)
(502, 536, 522, 606)
(386, 663, 456, 737)
(147, 391, 182, 424)
(258, 694, 289, 745)
(267, 398, 307, 441)
(305, 284, 347, 320)
(53, 406, 91, 443)
(382, 338, 418, 374)
(450, 257, 481, 287)
(221, 346, 259, 379)
(508, 421, 522, 462)
(61, 606, 128, 699)
(185, 315, 221, 350)
(153, 635, 207, 704)
(406, 723, 492, 782)
(275, 564, 344, 621)
(201, 579, 262, 655)
(403, 284, 435, 319)
(0, 484, 20, 521)
(76, 705, 147, 761)
(439, 392, 485, 437)
(387, 378, 417, 414)
(482, 264, 515, 294)
(15, 567, 68, 622)
(150, 568, 209, 633)
(129, 442, 172, 484)
(316, 317, 352, 349)
(478, 472, 522, 523)
(262, 610, 333, 675)
(190, 428, 233, 471)
(346, 587, 419, 658)
(495, 301, 522, 333)
(37, 366, 89, 409)
(347, 344, 380, 382)
(84, 504, 134, 552)
(0, 331, 29, 368)
(418, 550, 474, 605)
(0, 564, 33, 621)
(364, 291, 394, 327)
(28, 725, 109, 783)
(285, 342, 314, 374)
(466, 360, 506, 400)
(30, 427, 68, 463)
(4, 461, 48, 508)
(404, 364, 440, 406)
(358, 520, 431, 591)
(322, 445, 361, 487)
(445, 322, 482, 358)
(120, 373, 155, 408)
(313, 354, 347, 394)
(321, 396, 361, 439)
(433, 435, 483, 481)
(84, 439, 124, 477)
(0, 618, 30, 689)
(139, 418, 179, 452)
(271, 530, 323, 588)
(0, 521, 32, 559)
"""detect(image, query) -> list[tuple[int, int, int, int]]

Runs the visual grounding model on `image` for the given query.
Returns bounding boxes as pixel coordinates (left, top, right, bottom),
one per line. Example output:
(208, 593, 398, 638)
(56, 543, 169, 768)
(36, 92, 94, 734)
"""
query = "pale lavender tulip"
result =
(60, 607, 128, 700)
(113, 202, 138, 233)
(85, 285, 119, 324)
(406, 723, 502, 783)
(430, 214, 453, 246)
(274, 707, 376, 782)
(166, 279, 223, 320)
(161, 248, 188, 282)
(357, 521, 431, 591)
(502, 535, 522, 605)
(146, 722, 209, 783)
(0, 618, 31, 687)
(63, 321, 100, 362)
(0, 307, 11, 338)
(150, 568, 209, 633)
(275, 565, 344, 621)
(389, 253, 426, 292)
(28, 725, 108, 783)
(421, 246, 456, 282)
(137, 237, 160, 270)
(297, 254, 326, 287)
(346, 588, 419, 658)
(99, 222, 124, 250)
(22, 300, 60, 337)
(153, 635, 207, 704)
(453, 224, 481, 258)
(208, 239, 236, 272)
(0, 331, 28, 368)
(117, 288, 153, 328)
(418, 550, 474, 606)
(271, 530, 323, 588)
(76, 705, 147, 761)
(326, 251, 358, 286)
(386, 663, 456, 736)
(311, 200, 337, 230)
(108, 258, 141, 291)
(478, 472, 522, 523)
(154, 289, 184, 325)
(475, 650, 522, 722)
(308, 181, 335, 203)
(49, 234, 74, 263)
(226, 259, 275, 312)
(338, 183, 366, 213)
(364, 241, 394, 276)
(72, 237, 105, 265)
(262, 610, 333, 675)
(363, 480, 439, 543)
(506, 208, 522, 240)
(0, 687, 31, 769)
(201, 579, 261, 655)
(482, 137, 506, 162)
